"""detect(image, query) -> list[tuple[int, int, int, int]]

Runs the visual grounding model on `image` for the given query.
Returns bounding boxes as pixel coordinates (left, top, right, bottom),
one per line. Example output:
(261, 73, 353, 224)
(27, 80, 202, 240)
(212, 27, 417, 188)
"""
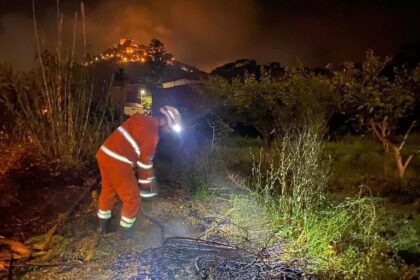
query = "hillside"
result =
(90, 39, 207, 94)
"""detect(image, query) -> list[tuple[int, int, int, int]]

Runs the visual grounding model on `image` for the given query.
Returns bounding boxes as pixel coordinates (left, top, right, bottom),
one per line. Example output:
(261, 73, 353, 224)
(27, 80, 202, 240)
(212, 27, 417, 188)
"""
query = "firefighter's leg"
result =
(96, 159, 117, 233)
(107, 163, 140, 229)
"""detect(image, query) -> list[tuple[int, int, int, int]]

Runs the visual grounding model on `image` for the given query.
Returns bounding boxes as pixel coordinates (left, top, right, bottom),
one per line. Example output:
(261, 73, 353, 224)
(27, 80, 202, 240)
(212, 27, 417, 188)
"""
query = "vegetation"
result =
(325, 135, 420, 195)
(202, 51, 420, 182)
(0, 4, 418, 278)
(145, 39, 174, 85)
(226, 128, 418, 279)
(332, 50, 420, 178)
(172, 127, 419, 279)
(0, 3, 118, 169)
(187, 52, 420, 278)
(201, 68, 337, 163)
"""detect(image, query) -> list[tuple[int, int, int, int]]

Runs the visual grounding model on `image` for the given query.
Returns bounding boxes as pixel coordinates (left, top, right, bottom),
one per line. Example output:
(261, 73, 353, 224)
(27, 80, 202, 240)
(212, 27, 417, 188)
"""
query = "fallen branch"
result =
(0, 180, 98, 272)
(35, 180, 98, 251)
(0, 239, 31, 259)
(14, 261, 83, 267)
(83, 232, 100, 262)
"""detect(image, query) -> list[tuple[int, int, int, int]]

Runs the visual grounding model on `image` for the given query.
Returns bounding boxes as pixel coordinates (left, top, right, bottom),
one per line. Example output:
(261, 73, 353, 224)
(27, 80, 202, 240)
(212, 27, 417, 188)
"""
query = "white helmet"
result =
(160, 106, 182, 132)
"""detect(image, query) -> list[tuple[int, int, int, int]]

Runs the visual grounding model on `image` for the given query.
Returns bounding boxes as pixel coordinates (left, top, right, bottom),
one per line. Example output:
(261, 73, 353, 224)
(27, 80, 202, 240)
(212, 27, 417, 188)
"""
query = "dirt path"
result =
(1, 144, 308, 279)
(0, 143, 206, 279)
(6, 188, 206, 279)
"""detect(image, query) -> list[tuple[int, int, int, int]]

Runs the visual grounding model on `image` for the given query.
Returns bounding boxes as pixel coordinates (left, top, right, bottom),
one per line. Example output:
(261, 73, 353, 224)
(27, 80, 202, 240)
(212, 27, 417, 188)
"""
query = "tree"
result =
(145, 39, 173, 85)
(202, 68, 336, 164)
(333, 50, 418, 178)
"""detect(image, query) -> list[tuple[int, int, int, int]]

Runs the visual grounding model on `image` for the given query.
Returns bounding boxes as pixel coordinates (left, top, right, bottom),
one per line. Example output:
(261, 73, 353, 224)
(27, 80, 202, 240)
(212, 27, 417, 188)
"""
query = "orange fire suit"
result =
(96, 114, 159, 228)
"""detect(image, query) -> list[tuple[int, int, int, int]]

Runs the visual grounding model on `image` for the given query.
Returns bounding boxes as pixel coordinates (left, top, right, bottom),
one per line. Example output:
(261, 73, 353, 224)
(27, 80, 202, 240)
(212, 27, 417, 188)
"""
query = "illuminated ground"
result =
(0, 142, 310, 279)
(0, 142, 199, 279)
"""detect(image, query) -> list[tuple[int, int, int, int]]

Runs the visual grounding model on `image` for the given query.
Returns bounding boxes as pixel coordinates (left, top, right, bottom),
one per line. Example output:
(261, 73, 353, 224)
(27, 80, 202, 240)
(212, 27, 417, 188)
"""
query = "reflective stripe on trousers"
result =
(120, 216, 136, 228)
(97, 209, 111, 219)
(100, 146, 133, 166)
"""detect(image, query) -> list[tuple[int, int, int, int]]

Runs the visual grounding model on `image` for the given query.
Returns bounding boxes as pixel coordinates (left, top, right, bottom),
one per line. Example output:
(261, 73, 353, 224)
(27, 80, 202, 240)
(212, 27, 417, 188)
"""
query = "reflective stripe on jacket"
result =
(96, 114, 159, 183)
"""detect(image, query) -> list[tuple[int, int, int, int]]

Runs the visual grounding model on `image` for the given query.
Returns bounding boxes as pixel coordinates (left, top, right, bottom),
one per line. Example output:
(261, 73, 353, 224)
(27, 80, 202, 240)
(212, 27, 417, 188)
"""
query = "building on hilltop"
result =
(92, 39, 206, 117)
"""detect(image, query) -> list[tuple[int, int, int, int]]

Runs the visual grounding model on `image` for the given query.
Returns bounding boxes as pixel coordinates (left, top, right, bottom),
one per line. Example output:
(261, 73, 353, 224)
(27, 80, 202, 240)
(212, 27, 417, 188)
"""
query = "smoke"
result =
(0, 0, 419, 72)
(0, 0, 259, 71)
(82, 0, 259, 71)
(0, 14, 36, 70)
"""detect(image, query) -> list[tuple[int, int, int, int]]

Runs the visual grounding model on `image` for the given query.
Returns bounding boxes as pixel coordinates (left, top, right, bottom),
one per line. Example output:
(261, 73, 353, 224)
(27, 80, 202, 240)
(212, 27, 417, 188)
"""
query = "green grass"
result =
(325, 135, 420, 196)
(156, 120, 420, 279)
(227, 189, 418, 279)
(206, 134, 420, 196)
(182, 130, 420, 279)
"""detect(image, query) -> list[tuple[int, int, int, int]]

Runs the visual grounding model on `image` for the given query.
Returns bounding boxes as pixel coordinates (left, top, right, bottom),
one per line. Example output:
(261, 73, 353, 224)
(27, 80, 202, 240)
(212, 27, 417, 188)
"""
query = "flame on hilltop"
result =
(86, 39, 176, 65)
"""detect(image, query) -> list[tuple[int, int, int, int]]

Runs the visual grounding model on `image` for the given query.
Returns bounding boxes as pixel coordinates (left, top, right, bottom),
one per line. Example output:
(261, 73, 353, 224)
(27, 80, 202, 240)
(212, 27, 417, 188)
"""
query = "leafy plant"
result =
(333, 50, 419, 178)
(201, 68, 336, 164)
(223, 126, 417, 279)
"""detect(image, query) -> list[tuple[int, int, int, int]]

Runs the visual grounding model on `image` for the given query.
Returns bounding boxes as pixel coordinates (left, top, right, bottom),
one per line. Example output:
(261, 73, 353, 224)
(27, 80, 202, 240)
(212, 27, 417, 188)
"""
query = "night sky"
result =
(1, 0, 419, 71)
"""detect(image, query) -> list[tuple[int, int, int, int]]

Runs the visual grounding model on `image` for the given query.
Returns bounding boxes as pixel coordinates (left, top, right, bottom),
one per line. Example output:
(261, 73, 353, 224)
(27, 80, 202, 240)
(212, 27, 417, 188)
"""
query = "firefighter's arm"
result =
(132, 119, 159, 196)
(136, 153, 156, 190)
(137, 167, 156, 190)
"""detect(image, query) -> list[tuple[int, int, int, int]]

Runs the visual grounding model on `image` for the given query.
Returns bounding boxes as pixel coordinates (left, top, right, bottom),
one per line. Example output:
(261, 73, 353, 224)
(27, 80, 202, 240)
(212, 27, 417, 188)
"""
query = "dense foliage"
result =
(201, 68, 337, 162)
(202, 51, 420, 177)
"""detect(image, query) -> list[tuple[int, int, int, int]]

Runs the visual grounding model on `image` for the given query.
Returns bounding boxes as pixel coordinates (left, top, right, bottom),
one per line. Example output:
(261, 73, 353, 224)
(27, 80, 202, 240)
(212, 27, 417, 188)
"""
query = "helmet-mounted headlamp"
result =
(160, 106, 182, 133)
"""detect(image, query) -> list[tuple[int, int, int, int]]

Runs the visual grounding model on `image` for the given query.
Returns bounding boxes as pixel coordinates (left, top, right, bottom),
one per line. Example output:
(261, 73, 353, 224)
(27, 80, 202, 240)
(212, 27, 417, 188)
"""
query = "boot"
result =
(96, 218, 114, 234)
(120, 226, 135, 240)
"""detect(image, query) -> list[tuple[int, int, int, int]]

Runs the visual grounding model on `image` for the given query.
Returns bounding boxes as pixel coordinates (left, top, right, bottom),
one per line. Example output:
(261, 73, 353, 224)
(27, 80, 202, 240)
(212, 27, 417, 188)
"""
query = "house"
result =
(152, 79, 201, 114)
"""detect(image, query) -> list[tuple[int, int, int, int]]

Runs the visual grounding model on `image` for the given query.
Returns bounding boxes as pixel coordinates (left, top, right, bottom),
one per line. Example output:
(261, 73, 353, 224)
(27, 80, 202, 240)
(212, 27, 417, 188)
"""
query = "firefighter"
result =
(95, 106, 182, 237)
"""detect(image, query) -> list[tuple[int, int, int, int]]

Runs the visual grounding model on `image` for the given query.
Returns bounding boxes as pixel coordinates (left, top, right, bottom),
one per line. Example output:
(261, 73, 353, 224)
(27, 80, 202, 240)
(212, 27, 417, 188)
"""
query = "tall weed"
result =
(0, 4, 118, 168)
(251, 126, 329, 216)
(225, 126, 412, 279)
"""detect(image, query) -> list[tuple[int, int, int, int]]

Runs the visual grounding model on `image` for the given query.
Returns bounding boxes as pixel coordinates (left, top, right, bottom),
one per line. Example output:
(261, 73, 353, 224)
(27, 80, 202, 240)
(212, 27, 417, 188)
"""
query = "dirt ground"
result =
(18, 192, 205, 280)
(0, 142, 209, 279)
(0, 142, 312, 280)
(0, 143, 87, 240)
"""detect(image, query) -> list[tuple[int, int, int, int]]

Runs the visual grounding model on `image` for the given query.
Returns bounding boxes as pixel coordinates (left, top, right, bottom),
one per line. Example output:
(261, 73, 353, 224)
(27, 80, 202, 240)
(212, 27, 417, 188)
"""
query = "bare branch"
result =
(227, 171, 246, 189)
(403, 154, 414, 170)
(370, 120, 385, 142)
(399, 120, 416, 151)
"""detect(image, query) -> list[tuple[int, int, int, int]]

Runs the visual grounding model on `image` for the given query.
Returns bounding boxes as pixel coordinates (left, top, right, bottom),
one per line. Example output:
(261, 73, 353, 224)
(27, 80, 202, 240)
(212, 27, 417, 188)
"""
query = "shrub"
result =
(251, 125, 329, 217)
(224, 127, 415, 279)
(0, 57, 118, 169)
(0, 4, 119, 169)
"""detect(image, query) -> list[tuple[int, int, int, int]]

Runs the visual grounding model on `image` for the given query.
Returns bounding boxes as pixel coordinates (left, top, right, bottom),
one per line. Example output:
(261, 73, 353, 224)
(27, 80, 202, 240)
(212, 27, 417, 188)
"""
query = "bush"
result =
(251, 125, 329, 216)
(0, 56, 118, 169)
(0, 5, 120, 169)
(224, 127, 417, 279)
